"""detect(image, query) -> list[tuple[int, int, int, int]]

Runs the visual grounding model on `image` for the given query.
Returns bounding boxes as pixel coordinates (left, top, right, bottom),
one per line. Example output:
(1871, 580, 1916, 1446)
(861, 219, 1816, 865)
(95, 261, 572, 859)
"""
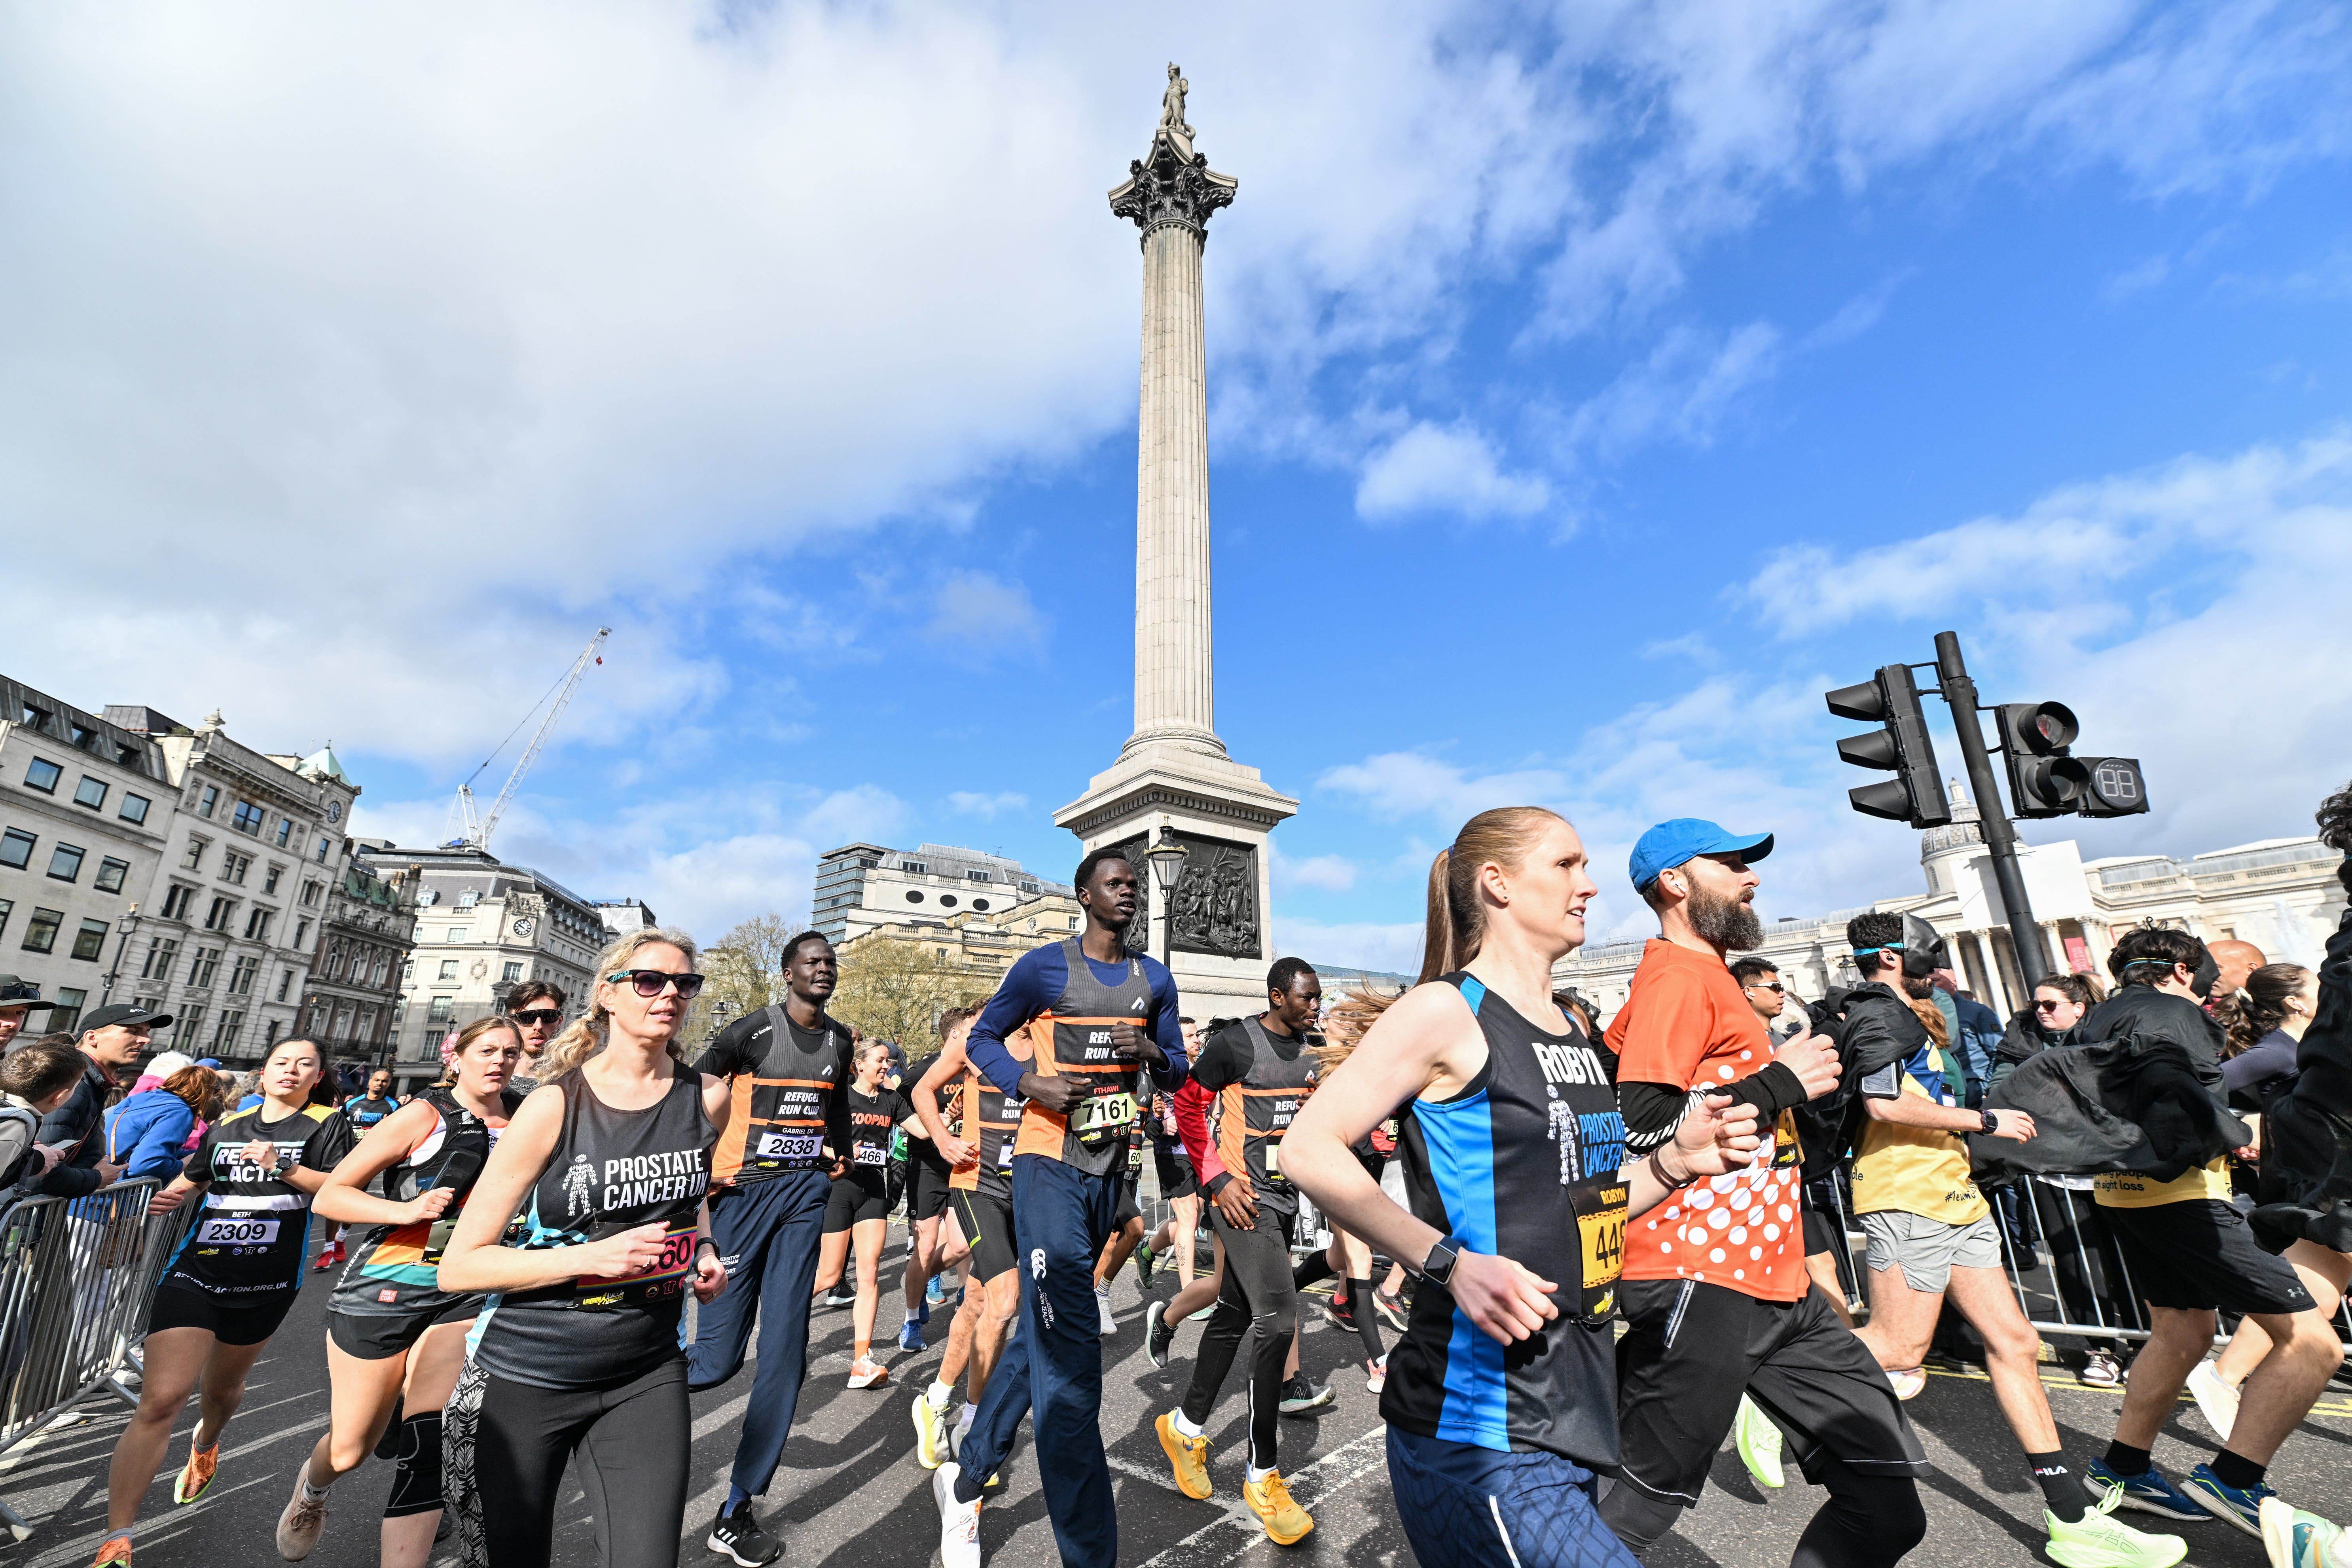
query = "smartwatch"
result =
(1979, 1109, 1999, 1136)
(1416, 1234, 1465, 1289)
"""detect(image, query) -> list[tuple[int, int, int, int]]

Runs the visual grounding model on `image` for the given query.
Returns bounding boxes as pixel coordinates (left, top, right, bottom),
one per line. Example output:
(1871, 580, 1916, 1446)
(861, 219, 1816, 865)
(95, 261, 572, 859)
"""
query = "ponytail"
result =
(1350, 806, 1567, 1030)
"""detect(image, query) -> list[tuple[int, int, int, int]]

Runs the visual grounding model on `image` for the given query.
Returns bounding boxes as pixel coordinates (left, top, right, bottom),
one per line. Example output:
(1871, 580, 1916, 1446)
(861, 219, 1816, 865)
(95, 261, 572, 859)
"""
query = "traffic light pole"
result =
(1933, 631, 2050, 991)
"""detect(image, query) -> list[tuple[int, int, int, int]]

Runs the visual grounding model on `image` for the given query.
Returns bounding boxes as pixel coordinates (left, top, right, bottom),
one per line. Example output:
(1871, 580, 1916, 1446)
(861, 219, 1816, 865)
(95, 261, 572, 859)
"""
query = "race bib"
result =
(1262, 1139, 1285, 1181)
(854, 1143, 888, 1167)
(197, 1215, 280, 1247)
(1069, 1090, 1137, 1148)
(1772, 1111, 1803, 1170)
(757, 1130, 823, 1164)
(1568, 1177, 1628, 1323)
(572, 1222, 698, 1311)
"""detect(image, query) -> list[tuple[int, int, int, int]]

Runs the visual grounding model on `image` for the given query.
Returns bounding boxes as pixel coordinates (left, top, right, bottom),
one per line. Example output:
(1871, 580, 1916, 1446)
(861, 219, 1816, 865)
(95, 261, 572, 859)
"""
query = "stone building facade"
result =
(297, 829, 421, 1073)
(813, 843, 1080, 951)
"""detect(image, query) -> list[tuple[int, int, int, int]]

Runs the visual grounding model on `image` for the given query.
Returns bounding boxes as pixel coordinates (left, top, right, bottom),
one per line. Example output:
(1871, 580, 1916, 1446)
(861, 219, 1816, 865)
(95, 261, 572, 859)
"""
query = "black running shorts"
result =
(1153, 1139, 1198, 1200)
(2100, 1198, 2320, 1316)
(823, 1170, 891, 1234)
(328, 1298, 482, 1361)
(1802, 1206, 1841, 1257)
(952, 1187, 1017, 1283)
(1113, 1175, 1142, 1232)
(1614, 1277, 1927, 1508)
(149, 1284, 295, 1347)
(909, 1145, 954, 1224)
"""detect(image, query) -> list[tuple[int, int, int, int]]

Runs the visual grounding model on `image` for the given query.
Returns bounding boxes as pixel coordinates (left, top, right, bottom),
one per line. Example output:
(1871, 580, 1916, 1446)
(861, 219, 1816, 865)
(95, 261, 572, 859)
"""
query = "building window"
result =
(48, 987, 86, 1035)
(940, 894, 958, 908)
(0, 899, 11, 940)
(968, 870, 989, 882)
(72, 777, 107, 810)
(188, 946, 221, 988)
(243, 908, 272, 942)
(70, 919, 108, 961)
(502, 961, 523, 982)
(118, 793, 150, 825)
(315, 836, 330, 863)
(94, 857, 129, 894)
(0, 829, 33, 869)
(301, 881, 321, 906)
(221, 850, 250, 885)
(973, 899, 990, 912)
(263, 863, 282, 895)
(447, 927, 466, 943)
(182, 839, 206, 871)
(230, 800, 263, 836)
(23, 758, 61, 794)
(294, 917, 310, 947)
(229, 955, 259, 994)
(140, 936, 178, 979)
(275, 817, 293, 848)
(438, 959, 458, 981)
(263, 1018, 282, 1047)
(202, 896, 235, 932)
(195, 785, 218, 818)
(160, 884, 196, 921)
(901, 861, 928, 874)
(276, 967, 294, 1001)
(1067, 916, 1079, 929)
(426, 996, 454, 1027)
(1020, 882, 1039, 893)
(455, 890, 478, 910)
(401, 959, 413, 983)
(213, 1012, 244, 1051)
(906, 891, 925, 903)
(18, 705, 47, 728)
(21, 908, 63, 954)
(45, 843, 83, 882)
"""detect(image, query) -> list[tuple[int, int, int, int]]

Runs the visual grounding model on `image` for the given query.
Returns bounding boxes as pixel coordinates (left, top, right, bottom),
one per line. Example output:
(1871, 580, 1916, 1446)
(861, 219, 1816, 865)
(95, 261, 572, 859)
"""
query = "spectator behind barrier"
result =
(0, 1039, 93, 1194)
(104, 1067, 229, 1183)
(34, 1003, 169, 1198)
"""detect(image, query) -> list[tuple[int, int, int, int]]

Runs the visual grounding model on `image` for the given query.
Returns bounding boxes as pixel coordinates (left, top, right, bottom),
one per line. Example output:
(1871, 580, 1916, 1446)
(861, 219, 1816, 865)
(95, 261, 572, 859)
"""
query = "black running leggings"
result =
(1293, 1252, 1387, 1363)
(1603, 1450, 1925, 1567)
(469, 1358, 691, 1566)
(1184, 1204, 1295, 1472)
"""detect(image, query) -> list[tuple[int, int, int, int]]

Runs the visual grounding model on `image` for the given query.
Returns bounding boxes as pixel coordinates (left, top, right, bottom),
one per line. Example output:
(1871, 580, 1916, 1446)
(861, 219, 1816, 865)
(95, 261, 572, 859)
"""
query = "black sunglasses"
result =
(605, 969, 706, 1000)
(510, 1008, 563, 1028)
(1744, 981, 1784, 994)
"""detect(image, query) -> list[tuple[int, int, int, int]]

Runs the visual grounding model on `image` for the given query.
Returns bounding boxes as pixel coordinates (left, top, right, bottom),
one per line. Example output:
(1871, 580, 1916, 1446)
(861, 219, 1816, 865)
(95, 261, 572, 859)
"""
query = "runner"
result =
(279, 1017, 525, 1564)
(811, 1038, 933, 1388)
(1838, 914, 2185, 1568)
(316, 1068, 401, 1273)
(912, 1005, 1025, 1473)
(682, 931, 854, 1565)
(436, 928, 729, 1568)
(93, 1035, 350, 1568)
(1283, 806, 1769, 1568)
(898, 1029, 959, 1353)
(1289, 976, 1392, 1394)
(2073, 926, 2344, 1538)
(1093, 1118, 1150, 1335)
(1155, 957, 1326, 1544)
(1131, 1020, 1203, 1295)
(932, 848, 1187, 1568)
(503, 980, 568, 1094)
(1597, 818, 1927, 1566)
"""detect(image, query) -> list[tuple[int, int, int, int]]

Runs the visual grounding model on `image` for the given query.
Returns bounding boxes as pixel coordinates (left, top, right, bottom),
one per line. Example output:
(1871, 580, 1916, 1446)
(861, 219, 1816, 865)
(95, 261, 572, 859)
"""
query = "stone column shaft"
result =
(1133, 220, 1217, 754)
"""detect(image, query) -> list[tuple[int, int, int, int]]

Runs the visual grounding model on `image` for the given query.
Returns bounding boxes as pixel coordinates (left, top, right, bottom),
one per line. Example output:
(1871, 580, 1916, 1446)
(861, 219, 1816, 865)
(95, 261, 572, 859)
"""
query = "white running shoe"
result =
(935, 1462, 982, 1568)
(275, 1468, 330, 1560)
(2186, 1360, 2239, 1444)
(1096, 1285, 1116, 1336)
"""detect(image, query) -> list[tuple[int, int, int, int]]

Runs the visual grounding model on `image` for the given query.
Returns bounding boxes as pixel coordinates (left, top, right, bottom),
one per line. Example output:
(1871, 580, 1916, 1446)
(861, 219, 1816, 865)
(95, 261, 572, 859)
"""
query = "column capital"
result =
(1109, 134, 1237, 243)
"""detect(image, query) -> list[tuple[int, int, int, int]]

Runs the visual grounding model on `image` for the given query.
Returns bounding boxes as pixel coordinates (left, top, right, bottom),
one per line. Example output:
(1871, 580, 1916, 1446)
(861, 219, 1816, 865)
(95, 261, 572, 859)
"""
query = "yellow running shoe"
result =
(1244, 1471, 1314, 1546)
(1156, 1412, 1212, 1500)
(171, 1439, 218, 1505)
(91, 1534, 133, 1568)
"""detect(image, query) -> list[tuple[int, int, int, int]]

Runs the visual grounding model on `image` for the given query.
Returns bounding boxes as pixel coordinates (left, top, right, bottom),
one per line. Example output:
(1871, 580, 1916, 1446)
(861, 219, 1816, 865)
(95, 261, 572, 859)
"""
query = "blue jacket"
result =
(102, 1091, 199, 1183)
(1953, 995, 2005, 1108)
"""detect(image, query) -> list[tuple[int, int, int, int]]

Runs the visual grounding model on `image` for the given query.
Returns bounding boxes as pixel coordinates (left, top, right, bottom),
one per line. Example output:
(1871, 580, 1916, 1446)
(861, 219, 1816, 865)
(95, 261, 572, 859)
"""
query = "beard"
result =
(1689, 884, 1764, 952)
(1901, 974, 1936, 1000)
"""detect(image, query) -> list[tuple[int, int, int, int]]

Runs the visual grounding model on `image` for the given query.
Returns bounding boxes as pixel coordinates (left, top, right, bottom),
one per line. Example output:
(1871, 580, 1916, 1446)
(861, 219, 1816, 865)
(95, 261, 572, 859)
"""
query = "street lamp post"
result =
(100, 906, 142, 1006)
(1143, 827, 1189, 969)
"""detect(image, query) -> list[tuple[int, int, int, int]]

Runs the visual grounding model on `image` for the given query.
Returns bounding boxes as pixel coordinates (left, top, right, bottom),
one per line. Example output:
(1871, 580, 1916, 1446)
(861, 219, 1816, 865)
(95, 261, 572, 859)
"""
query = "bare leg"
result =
(1166, 1234, 1225, 1322)
(1096, 1216, 1145, 1287)
(2218, 1244, 2348, 1463)
(1855, 1263, 1940, 1373)
(379, 1321, 472, 1568)
(813, 1228, 851, 1295)
(903, 1213, 942, 1318)
(2115, 1306, 2216, 1449)
(2210, 1242, 2349, 1391)
(1807, 1251, 1856, 1328)
(1947, 1265, 2061, 1454)
(967, 1270, 1019, 1403)
(939, 1259, 980, 1391)
(851, 1217, 885, 1361)
(105, 1328, 214, 1531)
(1170, 1193, 1201, 1288)
(303, 1336, 408, 1488)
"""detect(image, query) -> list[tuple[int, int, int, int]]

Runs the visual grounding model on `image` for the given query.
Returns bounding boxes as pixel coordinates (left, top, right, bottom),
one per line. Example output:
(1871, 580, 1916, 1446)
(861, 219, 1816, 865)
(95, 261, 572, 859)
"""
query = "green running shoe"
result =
(2261, 1496, 2349, 1568)
(2045, 1483, 2189, 1568)
(1734, 1394, 1783, 1490)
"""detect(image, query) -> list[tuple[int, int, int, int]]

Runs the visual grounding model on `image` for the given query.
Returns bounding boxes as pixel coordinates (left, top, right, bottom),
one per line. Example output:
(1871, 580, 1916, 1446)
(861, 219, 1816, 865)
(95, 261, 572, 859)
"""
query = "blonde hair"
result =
(1418, 808, 1568, 983)
(540, 926, 702, 1080)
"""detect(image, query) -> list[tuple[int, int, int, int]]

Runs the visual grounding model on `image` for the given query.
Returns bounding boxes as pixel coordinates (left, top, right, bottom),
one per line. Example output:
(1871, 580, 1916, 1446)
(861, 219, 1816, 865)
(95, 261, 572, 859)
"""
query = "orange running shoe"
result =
(91, 1534, 133, 1567)
(171, 1438, 218, 1505)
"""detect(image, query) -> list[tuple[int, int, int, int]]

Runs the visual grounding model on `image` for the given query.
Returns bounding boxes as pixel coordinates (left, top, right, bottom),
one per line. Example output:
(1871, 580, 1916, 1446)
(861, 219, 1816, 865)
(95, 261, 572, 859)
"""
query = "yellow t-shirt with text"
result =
(1851, 1071, 1989, 1227)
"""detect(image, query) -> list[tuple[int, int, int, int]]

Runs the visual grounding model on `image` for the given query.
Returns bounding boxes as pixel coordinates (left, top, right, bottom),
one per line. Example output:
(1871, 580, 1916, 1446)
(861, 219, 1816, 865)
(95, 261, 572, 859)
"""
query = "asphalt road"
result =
(2, 1220, 2347, 1568)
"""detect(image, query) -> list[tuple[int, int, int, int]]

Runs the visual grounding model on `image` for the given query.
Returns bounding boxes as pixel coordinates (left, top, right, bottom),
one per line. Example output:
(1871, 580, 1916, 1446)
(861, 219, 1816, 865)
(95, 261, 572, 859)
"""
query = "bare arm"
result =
(435, 1086, 671, 1295)
(1865, 1096, 2033, 1141)
(313, 1100, 453, 1227)
(913, 1041, 976, 1168)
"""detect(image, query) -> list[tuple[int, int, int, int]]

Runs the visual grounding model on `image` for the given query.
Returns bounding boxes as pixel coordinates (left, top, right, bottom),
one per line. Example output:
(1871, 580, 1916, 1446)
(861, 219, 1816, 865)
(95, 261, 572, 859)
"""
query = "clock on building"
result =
(512, 918, 536, 937)
(326, 800, 343, 823)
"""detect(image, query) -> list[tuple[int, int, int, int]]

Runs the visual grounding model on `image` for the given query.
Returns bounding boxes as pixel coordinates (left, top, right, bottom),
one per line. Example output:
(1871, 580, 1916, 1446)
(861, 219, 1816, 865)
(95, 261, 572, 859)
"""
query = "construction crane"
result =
(443, 628, 610, 851)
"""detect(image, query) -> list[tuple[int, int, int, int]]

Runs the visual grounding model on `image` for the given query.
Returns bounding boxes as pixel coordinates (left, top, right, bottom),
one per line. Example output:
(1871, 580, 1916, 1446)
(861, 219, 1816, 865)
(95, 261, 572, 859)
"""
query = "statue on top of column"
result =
(1157, 63, 1194, 160)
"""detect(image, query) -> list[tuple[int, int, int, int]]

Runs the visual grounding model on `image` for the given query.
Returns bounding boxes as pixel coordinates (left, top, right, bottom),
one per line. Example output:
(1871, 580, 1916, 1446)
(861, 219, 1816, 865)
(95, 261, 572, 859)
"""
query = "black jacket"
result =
(1788, 982, 1929, 1177)
(2249, 907, 2352, 1252)
(32, 1058, 117, 1198)
(1974, 985, 2246, 1184)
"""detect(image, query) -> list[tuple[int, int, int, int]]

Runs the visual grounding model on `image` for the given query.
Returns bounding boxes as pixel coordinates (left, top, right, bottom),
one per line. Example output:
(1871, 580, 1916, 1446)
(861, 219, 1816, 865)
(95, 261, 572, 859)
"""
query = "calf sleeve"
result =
(1791, 1453, 1925, 1568)
(383, 1412, 443, 1519)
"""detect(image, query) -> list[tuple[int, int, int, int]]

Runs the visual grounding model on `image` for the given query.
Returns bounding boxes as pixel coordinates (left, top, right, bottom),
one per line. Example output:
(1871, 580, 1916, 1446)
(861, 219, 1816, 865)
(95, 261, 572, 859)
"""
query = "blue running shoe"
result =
(2260, 1496, 2348, 1568)
(2085, 1460, 2207, 1523)
(927, 1274, 949, 1308)
(917, 1297, 931, 1326)
(898, 1319, 927, 1354)
(2182, 1465, 2273, 1538)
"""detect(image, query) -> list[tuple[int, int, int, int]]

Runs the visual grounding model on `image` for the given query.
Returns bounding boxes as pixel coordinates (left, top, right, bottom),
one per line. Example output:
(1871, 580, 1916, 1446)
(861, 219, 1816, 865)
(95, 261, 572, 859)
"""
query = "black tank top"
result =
(1211, 1017, 1319, 1216)
(331, 1086, 520, 1322)
(469, 1062, 715, 1391)
(1380, 974, 1629, 1468)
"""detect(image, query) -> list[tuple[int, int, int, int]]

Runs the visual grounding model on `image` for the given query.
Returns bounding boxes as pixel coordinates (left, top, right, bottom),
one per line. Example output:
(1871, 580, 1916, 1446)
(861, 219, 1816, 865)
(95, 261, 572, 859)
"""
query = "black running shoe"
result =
(823, 1285, 857, 1310)
(1277, 1374, 1334, 1415)
(707, 1502, 782, 1566)
(1373, 1290, 1410, 1334)
(1147, 1301, 1177, 1368)
(1325, 1293, 1357, 1333)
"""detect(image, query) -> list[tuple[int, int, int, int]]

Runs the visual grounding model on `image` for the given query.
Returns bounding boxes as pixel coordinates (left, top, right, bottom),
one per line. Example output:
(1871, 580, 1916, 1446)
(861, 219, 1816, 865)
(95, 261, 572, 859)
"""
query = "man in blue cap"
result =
(1598, 820, 1933, 1568)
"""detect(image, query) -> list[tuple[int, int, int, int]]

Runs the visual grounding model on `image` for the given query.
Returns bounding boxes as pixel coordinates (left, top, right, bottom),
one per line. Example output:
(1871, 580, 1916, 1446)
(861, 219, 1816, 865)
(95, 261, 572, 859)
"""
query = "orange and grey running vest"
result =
(1212, 1016, 1319, 1216)
(1011, 939, 1152, 1179)
(710, 1006, 848, 1186)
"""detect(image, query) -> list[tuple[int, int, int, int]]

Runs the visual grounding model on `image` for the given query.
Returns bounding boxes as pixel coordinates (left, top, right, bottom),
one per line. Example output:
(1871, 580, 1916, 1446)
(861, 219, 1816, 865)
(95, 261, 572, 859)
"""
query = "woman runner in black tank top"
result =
(1280, 809, 1766, 1568)
(435, 931, 732, 1568)
(278, 1015, 525, 1563)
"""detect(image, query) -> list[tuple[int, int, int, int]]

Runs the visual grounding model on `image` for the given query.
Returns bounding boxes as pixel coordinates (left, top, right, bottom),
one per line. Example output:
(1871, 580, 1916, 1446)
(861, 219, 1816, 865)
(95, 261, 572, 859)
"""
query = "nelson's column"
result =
(1055, 65, 1297, 1017)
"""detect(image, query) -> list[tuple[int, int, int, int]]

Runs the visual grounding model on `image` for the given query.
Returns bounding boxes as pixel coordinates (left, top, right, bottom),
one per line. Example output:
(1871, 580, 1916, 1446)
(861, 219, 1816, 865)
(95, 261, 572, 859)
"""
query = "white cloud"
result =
(1355, 422, 1549, 521)
(925, 572, 1046, 656)
(946, 791, 1029, 820)
(1273, 850, 1359, 893)
(1564, 320, 1782, 457)
(1273, 916, 1424, 977)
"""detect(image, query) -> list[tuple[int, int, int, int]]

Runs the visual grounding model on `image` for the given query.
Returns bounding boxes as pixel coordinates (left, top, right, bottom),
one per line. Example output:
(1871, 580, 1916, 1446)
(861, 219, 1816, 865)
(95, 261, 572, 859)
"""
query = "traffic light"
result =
(1993, 702, 2149, 819)
(1826, 665, 1952, 828)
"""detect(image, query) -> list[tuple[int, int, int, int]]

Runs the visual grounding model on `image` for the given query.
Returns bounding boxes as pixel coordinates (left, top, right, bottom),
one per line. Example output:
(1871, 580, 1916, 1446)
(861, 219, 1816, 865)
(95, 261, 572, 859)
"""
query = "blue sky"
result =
(7, 2, 2349, 971)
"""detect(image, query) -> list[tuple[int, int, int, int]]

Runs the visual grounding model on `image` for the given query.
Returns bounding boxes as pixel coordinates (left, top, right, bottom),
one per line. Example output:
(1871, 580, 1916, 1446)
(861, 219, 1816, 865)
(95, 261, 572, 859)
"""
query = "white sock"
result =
(1246, 1463, 1276, 1484)
(928, 1379, 954, 1405)
(906, 1309, 921, 1325)
(1095, 1282, 1110, 1297)
(300, 1475, 333, 1503)
(1170, 1409, 1204, 1439)
(955, 1403, 976, 1435)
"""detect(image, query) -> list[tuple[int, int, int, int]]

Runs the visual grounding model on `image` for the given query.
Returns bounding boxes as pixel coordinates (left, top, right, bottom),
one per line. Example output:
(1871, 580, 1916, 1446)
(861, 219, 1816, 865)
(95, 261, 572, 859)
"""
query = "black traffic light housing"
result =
(1993, 701, 2148, 819)
(1827, 664, 1952, 828)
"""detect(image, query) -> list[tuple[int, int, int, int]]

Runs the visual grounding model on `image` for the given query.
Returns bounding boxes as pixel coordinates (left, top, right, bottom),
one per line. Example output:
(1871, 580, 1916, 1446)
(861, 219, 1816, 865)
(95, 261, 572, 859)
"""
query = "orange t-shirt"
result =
(1604, 938, 1805, 1302)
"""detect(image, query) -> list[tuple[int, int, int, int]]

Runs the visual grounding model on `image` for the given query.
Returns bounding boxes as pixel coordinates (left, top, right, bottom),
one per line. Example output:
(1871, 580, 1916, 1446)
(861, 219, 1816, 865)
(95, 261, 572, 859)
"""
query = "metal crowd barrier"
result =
(0, 1181, 197, 1539)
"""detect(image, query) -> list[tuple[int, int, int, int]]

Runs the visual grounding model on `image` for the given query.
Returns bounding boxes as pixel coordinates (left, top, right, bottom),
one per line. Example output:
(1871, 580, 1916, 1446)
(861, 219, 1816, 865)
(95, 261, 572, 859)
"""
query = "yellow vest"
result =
(1851, 1071, 1989, 1226)
(2093, 1157, 2232, 1208)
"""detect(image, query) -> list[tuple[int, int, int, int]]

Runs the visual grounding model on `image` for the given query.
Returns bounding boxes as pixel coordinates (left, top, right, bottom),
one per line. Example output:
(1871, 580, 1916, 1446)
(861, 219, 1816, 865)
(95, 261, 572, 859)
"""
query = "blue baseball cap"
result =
(1629, 819, 1774, 892)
